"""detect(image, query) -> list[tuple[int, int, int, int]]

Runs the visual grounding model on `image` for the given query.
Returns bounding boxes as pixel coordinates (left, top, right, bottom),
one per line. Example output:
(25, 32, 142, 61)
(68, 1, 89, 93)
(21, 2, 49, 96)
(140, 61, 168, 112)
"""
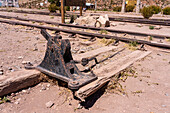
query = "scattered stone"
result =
(165, 93, 169, 96)
(155, 26, 162, 30)
(8, 67, 12, 70)
(162, 105, 166, 107)
(11, 93, 15, 97)
(41, 86, 46, 90)
(14, 101, 19, 104)
(159, 40, 163, 43)
(35, 36, 40, 40)
(45, 101, 54, 108)
(136, 24, 143, 27)
(77, 103, 83, 109)
(0, 69, 3, 75)
(47, 84, 50, 88)
(22, 61, 31, 65)
(22, 90, 27, 93)
(33, 47, 38, 51)
(96, 64, 101, 69)
(18, 56, 23, 59)
(110, 23, 117, 27)
(78, 49, 86, 54)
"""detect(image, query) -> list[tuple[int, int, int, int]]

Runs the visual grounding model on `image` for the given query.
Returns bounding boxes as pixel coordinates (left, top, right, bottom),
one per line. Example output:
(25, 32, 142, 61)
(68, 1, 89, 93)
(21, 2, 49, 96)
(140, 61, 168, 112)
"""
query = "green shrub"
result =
(149, 26, 155, 30)
(126, 5, 135, 12)
(141, 6, 153, 19)
(113, 6, 121, 12)
(149, 5, 161, 14)
(104, 8, 108, 11)
(66, 6, 70, 11)
(48, 4, 57, 12)
(163, 7, 170, 15)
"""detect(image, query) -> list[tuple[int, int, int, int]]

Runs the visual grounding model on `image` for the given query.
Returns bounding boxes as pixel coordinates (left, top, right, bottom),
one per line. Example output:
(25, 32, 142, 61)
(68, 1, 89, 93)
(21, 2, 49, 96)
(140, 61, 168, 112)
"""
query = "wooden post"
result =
(61, 0, 65, 23)
(80, 6, 83, 16)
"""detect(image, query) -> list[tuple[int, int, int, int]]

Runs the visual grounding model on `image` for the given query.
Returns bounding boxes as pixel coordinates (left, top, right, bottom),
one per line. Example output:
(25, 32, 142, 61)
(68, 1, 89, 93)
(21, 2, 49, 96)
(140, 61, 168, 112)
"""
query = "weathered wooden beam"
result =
(73, 46, 117, 61)
(0, 19, 170, 49)
(75, 50, 152, 101)
(0, 69, 41, 97)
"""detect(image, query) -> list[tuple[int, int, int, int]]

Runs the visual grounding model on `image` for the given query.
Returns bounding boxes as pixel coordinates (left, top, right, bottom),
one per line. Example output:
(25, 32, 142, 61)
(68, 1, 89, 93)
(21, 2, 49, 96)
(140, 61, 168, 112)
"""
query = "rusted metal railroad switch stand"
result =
(37, 29, 97, 90)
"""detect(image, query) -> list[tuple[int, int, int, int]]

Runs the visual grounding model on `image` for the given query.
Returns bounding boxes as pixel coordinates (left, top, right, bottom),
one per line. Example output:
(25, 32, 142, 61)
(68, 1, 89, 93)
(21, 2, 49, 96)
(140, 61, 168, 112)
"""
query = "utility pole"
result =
(95, 0, 97, 10)
(136, 0, 140, 13)
(80, 6, 83, 16)
(61, 0, 65, 23)
(121, 0, 126, 13)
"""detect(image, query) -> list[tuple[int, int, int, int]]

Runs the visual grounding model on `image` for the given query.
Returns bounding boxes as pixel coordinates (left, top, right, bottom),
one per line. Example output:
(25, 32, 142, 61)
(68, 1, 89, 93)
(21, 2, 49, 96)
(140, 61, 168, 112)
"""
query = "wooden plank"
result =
(0, 69, 41, 97)
(75, 50, 152, 101)
(73, 46, 117, 61)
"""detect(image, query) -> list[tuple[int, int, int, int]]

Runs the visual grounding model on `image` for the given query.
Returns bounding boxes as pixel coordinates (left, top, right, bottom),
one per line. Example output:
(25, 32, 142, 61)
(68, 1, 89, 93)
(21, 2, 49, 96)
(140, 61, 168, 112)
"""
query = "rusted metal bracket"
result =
(36, 29, 97, 90)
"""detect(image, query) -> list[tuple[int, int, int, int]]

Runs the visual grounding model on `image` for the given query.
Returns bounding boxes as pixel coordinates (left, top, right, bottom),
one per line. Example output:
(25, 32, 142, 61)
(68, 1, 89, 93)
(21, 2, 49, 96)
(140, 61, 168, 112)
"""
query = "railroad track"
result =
(0, 14, 169, 39)
(0, 8, 170, 26)
(0, 18, 170, 49)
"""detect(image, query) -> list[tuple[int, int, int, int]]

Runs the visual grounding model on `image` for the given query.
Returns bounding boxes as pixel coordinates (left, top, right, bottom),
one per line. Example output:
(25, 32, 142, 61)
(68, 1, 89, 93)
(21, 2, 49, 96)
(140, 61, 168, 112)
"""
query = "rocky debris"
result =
(155, 26, 162, 30)
(96, 15, 110, 27)
(45, 101, 54, 108)
(74, 15, 97, 27)
(74, 14, 110, 27)
(136, 24, 143, 27)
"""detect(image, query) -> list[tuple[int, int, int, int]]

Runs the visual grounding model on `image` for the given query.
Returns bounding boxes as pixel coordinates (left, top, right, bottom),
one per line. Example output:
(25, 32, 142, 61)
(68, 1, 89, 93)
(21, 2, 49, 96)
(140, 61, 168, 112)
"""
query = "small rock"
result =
(165, 93, 169, 96)
(41, 86, 46, 90)
(47, 84, 50, 88)
(22, 61, 31, 65)
(96, 64, 101, 69)
(0, 71, 3, 75)
(77, 103, 83, 109)
(18, 56, 23, 59)
(136, 24, 143, 27)
(14, 101, 19, 104)
(33, 47, 38, 51)
(46, 101, 54, 108)
(110, 23, 117, 27)
(35, 36, 40, 40)
(162, 105, 166, 107)
(11, 93, 15, 97)
(22, 90, 27, 93)
(8, 67, 12, 70)
(78, 49, 86, 54)
(155, 26, 162, 30)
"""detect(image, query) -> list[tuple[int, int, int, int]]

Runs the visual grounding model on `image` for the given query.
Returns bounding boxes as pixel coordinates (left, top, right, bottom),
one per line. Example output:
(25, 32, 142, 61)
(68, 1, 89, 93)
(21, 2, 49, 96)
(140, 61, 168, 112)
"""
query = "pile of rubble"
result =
(73, 14, 110, 28)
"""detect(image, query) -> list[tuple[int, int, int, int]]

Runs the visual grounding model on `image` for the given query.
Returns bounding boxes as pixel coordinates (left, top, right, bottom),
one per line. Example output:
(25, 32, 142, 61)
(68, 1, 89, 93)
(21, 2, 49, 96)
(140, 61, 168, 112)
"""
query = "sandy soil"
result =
(0, 10, 170, 113)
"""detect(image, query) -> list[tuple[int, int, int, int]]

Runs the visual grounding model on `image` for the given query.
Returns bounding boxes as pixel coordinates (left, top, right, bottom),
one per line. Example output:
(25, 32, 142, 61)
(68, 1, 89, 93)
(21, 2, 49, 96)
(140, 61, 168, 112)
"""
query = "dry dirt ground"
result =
(0, 11, 170, 113)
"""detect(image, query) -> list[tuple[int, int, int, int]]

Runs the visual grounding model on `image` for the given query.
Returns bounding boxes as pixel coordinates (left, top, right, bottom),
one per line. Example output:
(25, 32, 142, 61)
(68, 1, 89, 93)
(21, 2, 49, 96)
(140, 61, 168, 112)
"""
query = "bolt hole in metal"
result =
(70, 68, 74, 74)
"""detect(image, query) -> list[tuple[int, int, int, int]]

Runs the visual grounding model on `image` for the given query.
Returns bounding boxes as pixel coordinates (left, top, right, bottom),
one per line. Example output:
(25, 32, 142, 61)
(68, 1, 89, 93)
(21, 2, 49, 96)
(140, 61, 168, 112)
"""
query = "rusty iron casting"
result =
(36, 29, 97, 90)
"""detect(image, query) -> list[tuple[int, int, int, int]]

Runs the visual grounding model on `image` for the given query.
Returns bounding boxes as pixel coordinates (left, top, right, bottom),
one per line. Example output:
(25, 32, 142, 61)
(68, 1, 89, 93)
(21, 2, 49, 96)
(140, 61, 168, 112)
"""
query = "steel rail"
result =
(0, 14, 169, 39)
(0, 19, 170, 49)
(0, 9, 170, 26)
